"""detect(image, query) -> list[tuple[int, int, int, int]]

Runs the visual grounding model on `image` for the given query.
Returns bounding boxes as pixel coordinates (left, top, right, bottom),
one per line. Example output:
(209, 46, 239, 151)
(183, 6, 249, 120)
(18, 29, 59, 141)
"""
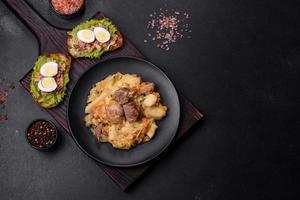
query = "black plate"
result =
(67, 57, 180, 167)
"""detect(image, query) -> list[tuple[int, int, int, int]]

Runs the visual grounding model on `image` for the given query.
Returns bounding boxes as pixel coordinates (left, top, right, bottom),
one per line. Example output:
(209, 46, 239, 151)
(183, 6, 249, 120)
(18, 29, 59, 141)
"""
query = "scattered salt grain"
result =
(144, 8, 192, 51)
(0, 78, 15, 121)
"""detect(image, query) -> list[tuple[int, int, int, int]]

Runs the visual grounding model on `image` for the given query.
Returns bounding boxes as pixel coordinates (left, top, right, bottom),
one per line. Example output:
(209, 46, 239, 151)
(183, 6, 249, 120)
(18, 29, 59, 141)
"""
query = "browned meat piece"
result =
(123, 102, 139, 122)
(94, 41, 102, 50)
(85, 43, 95, 53)
(112, 88, 130, 104)
(92, 124, 108, 141)
(74, 40, 95, 52)
(92, 124, 102, 140)
(139, 82, 155, 95)
(75, 40, 86, 51)
(105, 104, 124, 123)
(93, 40, 109, 50)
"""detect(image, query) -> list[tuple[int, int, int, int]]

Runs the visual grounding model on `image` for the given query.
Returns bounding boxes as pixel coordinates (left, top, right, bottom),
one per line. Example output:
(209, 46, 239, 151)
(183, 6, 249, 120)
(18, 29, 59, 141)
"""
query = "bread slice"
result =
(67, 18, 123, 58)
(30, 53, 71, 108)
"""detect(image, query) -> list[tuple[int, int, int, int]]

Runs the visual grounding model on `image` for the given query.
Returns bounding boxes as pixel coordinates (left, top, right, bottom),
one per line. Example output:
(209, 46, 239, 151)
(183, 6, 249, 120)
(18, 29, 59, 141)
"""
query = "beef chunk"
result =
(139, 82, 154, 95)
(112, 88, 130, 104)
(92, 124, 102, 140)
(123, 102, 139, 122)
(92, 124, 108, 142)
(105, 104, 124, 123)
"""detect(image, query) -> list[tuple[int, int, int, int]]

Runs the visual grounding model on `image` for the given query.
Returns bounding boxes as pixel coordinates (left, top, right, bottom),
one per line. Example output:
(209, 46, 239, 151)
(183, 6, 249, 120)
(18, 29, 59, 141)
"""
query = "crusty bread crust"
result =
(109, 31, 123, 51)
(67, 31, 124, 58)
(67, 37, 74, 57)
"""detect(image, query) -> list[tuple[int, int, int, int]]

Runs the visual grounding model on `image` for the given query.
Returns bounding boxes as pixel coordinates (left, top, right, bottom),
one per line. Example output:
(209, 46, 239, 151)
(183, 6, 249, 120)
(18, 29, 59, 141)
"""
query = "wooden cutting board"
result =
(4, 0, 204, 191)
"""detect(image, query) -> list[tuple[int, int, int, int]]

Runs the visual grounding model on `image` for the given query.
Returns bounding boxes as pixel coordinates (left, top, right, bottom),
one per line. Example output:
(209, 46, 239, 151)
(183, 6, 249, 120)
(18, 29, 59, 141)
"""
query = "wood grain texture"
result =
(4, 0, 203, 191)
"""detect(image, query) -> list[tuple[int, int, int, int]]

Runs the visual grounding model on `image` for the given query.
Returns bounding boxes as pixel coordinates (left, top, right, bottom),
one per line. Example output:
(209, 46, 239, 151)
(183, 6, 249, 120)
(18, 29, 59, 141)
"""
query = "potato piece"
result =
(108, 125, 118, 141)
(98, 74, 118, 88)
(146, 122, 158, 138)
(143, 94, 157, 107)
(85, 97, 106, 113)
(88, 74, 119, 101)
(144, 106, 167, 120)
(120, 74, 141, 88)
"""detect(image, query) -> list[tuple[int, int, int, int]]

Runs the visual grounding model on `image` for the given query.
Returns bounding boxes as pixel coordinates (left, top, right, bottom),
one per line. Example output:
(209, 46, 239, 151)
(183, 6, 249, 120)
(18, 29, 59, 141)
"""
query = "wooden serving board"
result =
(4, 0, 204, 191)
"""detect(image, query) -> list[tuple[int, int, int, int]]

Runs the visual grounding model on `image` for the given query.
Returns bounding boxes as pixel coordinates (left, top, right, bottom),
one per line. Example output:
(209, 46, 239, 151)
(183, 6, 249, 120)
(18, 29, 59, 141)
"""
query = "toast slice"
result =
(67, 18, 123, 58)
(30, 53, 71, 108)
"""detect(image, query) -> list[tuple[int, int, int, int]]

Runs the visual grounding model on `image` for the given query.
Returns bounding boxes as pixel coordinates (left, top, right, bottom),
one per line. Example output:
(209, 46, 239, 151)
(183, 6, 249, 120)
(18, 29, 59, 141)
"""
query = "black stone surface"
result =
(0, 0, 299, 199)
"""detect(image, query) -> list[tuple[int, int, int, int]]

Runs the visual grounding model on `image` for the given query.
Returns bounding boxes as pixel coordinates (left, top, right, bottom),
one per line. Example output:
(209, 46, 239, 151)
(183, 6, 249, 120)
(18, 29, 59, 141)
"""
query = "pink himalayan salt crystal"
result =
(144, 9, 192, 50)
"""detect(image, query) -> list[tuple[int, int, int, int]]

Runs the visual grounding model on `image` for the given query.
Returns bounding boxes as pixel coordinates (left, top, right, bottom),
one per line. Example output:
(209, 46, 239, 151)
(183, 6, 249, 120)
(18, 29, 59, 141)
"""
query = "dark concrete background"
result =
(0, 0, 299, 199)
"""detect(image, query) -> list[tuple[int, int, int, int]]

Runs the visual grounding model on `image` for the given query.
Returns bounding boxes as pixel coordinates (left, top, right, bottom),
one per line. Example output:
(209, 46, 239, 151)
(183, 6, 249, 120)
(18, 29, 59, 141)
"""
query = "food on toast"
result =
(67, 18, 123, 58)
(30, 54, 71, 108)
